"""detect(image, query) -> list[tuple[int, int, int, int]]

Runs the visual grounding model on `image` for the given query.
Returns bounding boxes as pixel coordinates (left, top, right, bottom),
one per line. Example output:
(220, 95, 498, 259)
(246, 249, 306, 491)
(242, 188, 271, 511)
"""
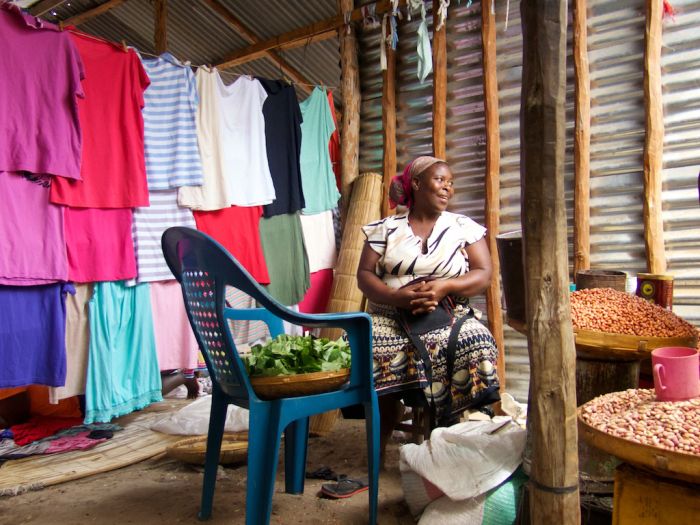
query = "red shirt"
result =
(51, 32, 150, 208)
(194, 206, 271, 285)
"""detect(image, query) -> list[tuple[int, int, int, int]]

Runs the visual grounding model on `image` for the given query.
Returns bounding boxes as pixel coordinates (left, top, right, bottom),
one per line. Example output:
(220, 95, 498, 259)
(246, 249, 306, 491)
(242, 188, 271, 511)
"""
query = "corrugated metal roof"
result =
(35, 0, 341, 99)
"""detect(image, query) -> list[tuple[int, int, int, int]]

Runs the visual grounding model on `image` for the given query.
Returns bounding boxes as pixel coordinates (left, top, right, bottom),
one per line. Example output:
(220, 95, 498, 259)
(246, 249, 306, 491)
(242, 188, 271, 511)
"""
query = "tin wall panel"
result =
(661, 0, 700, 325)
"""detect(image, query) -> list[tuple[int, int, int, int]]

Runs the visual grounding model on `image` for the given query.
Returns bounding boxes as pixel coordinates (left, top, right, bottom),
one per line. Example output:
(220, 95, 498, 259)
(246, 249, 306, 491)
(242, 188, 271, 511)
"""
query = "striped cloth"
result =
(131, 190, 196, 283)
(140, 52, 203, 190)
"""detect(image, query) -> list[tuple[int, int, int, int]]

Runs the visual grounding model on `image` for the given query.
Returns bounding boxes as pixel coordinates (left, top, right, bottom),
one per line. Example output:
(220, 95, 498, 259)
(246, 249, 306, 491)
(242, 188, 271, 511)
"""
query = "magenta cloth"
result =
(298, 269, 334, 315)
(0, 172, 68, 285)
(64, 207, 136, 283)
(0, 4, 84, 179)
(45, 431, 107, 454)
(149, 281, 199, 370)
(10, 416, 84, 446)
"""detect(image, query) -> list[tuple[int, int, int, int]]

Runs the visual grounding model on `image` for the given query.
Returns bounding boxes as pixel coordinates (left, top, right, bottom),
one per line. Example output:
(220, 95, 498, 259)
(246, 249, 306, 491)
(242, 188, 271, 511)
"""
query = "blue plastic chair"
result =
(162, 227, 379, 525)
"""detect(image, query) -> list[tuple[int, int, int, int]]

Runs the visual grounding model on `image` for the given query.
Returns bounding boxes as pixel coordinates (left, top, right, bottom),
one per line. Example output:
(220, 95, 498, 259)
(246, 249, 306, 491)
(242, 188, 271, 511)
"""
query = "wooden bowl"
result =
(577, 411, 700, 484)
(574, 329, 697, 360)
(250, 369, 350, 400)
(166, 432, 249, 466)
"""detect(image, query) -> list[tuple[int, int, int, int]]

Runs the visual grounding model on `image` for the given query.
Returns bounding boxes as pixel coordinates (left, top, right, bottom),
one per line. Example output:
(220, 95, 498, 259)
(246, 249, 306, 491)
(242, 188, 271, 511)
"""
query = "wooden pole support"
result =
(481, 0, 505, 390)
(338, 0, 361, 219)
(432, 17, 447, 159)
(63, 0, 129, 27)
(643, 0, 666, 274)
(520, 0, 580, 522)
(154, 0, 168, 54)
(573, 0, 591, 277)
(381, 37, 397, 218)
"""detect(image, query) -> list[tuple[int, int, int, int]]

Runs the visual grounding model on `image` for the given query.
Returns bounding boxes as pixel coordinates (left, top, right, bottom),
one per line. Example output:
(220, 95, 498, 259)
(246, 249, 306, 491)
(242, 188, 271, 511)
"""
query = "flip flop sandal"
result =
(305, 466, 340, 480)
(320, 477, 369, 499)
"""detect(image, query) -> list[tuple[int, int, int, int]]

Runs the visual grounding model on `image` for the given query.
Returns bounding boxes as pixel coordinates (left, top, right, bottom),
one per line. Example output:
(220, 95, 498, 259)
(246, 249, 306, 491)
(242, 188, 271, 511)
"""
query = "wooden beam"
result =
(481, 0, 505, 391)
(216, 0, 401, 70)
(63, 0, 129, 27)
(520, 1, 580, 523)
(381, 39, 397, 218)
(432, 18, 447, 159)
(338, 0, 361, 215)
(30, 0, 67, 16)
(154, 0, 167, 54)
(643, 0, 666, 274)
(198, 0, 313, 95)
(573, 0, 591, 277)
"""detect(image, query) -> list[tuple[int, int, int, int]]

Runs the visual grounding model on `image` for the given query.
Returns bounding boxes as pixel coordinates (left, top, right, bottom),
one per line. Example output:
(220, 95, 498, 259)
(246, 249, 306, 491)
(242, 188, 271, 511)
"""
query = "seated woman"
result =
(357, 156, 500, 455)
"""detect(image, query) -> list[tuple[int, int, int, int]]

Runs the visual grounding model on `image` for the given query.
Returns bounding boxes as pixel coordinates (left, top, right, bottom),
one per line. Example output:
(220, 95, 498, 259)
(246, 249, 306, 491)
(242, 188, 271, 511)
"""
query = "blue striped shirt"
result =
(141, 53, 203, 190)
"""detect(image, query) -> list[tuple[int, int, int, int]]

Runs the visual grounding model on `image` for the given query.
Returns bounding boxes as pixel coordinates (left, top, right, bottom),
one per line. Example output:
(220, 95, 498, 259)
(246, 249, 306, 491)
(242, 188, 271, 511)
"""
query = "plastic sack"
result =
(150, 395, 249, 435)
(400, 416, 526, 522)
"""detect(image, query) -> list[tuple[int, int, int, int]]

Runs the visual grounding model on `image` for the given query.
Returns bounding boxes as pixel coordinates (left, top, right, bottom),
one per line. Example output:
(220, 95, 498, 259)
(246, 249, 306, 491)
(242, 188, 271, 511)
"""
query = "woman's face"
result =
(413, 163, 454, 212)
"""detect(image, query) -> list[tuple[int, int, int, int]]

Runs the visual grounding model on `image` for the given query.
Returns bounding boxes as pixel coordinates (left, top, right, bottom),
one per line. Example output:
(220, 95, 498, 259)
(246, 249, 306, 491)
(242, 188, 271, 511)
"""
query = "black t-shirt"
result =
(256, 77, 305, 217)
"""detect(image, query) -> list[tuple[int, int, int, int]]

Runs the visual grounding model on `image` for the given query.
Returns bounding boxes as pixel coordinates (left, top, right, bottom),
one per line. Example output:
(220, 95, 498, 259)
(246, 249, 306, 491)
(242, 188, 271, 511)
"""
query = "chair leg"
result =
(198, 392, 228, 521)
(364, 395, 380, 525)
(283, 417, 309, 494)
(246, 407, 283, 525)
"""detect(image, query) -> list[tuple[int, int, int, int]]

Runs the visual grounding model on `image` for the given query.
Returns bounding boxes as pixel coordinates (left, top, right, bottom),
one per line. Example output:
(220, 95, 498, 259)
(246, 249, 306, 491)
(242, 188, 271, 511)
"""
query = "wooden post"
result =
(643, 0, 666, 274)
(520, 0, 580, 523)
(338, 0, 361, 216)
(381, 33, 397, 218)
(481, 0, 505, 390)
(573, 0, 591, 277)
(154, 0, 168, 54)
(432, 15, 447, 159)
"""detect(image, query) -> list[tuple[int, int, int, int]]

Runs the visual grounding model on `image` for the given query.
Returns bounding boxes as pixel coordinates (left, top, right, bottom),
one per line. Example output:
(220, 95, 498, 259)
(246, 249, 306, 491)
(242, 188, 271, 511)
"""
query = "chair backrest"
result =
(162, 227, 286, 399)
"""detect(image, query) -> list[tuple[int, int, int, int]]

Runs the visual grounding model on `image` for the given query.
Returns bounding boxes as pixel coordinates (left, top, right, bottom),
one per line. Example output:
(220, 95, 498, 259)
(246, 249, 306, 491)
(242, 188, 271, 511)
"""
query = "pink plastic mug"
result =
(651, 346, 700, 401)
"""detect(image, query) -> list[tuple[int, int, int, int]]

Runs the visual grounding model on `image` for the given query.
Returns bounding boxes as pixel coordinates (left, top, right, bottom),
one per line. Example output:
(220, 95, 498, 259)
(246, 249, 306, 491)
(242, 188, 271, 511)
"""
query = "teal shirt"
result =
(299, 87, 340, 214)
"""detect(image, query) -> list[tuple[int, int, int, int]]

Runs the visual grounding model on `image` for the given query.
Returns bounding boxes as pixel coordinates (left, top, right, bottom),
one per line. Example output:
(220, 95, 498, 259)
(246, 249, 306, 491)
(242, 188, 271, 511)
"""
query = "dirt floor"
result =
(0, 412, 415, 525)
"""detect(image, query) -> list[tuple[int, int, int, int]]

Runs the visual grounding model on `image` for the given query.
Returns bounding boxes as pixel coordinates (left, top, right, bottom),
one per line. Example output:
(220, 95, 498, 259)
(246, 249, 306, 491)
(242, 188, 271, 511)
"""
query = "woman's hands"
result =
(392, 279, 453, 315)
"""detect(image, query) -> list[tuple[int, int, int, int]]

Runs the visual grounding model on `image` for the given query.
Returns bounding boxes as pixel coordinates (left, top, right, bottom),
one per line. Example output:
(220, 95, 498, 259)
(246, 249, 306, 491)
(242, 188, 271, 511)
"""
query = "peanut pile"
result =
(570, 288, 697, 339)
(580, 389, 700, 456)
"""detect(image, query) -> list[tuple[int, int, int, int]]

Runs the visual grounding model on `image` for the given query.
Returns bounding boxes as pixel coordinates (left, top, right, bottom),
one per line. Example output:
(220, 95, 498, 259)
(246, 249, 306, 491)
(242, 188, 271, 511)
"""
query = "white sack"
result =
(151, 395, 249, 435)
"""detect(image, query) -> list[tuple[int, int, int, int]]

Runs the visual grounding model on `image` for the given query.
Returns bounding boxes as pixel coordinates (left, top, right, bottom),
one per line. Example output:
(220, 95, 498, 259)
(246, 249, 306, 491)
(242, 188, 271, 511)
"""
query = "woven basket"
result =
(166, 432, 249, 466)
(250, 369, 350, 401)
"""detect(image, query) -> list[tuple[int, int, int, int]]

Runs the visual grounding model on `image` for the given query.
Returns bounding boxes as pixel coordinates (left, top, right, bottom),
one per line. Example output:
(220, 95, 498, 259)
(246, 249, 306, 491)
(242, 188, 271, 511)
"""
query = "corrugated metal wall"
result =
(661, 0, 700, 326)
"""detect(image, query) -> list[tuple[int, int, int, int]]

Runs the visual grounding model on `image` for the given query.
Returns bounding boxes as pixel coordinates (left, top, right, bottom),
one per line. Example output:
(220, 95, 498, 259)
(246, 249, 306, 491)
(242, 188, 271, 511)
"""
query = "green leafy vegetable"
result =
(242, 334, 351, 377)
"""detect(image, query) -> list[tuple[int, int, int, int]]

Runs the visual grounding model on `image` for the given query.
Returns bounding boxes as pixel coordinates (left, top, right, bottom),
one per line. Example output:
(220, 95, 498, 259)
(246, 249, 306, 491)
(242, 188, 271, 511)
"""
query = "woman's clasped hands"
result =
(393, 279, 452, 315)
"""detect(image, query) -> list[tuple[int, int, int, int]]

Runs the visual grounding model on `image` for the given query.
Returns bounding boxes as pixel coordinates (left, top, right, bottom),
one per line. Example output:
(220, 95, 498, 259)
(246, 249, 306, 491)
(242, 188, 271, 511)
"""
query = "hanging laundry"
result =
(0, 283, 74, 389)
(0, 172, 68, 286)
(64, 207, 137, 283)
(224, 287, 270, 345)
(299, 269, 334, 315)
(49, 284, 93, 405)
(259, 213, 310, 306)
(299, 210, 337, 273)
(256, 77, 306, 217)
(140, 52, 204, 190)
(178, 69, 276, 210)
(326, 90, 342, 192)
(84, 282, 162, 424)
(0, 4, 84, 180)
(131, 189, 196, 283)
(150, 281, 199, 371)
(50, 31, 151, 208)
(299, 87, 341, 214)
(414, 2, 433, 83)
(193, 205, 270, 284)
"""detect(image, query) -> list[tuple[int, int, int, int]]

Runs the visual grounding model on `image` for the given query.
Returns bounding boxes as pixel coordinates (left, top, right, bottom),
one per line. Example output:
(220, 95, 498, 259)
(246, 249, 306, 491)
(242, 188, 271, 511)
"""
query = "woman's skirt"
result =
(370, 302, 500, 422)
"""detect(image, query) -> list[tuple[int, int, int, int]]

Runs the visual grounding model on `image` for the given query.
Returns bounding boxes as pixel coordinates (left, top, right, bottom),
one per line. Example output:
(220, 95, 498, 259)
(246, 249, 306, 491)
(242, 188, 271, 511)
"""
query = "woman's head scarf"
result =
(388, 156, 446, 209)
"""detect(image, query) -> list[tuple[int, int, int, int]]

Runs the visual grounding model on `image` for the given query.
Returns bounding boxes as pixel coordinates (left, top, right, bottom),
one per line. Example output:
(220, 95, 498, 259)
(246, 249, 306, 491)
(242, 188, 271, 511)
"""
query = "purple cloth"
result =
(0, 172, 68, 285)
(0, 283, 75, 388)
(0, 4, 84, 180)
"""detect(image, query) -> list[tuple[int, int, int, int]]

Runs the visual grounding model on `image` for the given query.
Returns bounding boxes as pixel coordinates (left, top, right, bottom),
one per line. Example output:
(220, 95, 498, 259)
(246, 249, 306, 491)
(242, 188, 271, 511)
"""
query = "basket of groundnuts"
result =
(570, 288, 698, 358)
(578, 388, 700, 482)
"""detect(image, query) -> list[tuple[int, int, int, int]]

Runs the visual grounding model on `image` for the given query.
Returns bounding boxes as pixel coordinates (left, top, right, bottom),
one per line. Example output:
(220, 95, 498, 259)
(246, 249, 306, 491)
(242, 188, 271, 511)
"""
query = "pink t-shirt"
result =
(0, 172, 67, 285)
(150, 281, 199, 370)
(51, 31, 151, 208)
(0, 5, 84, 179)
(64, 207, 137, 283)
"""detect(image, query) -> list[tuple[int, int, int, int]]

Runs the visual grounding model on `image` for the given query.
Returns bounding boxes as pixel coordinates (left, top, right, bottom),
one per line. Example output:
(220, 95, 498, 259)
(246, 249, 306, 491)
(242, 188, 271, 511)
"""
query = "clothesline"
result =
(66, 29, 337, 91)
